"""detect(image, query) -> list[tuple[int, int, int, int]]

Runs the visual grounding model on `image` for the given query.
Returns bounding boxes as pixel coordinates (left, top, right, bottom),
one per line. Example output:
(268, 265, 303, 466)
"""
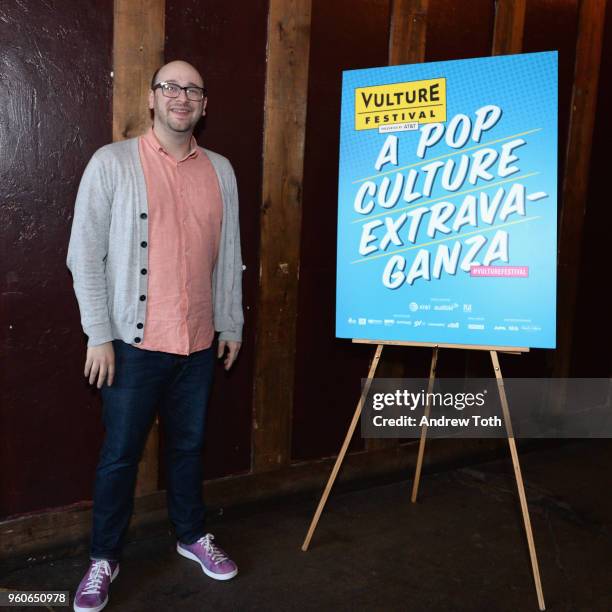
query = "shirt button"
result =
(136, 323, 144, 329)
(141, 268, 147, 275)
(141, 241, 148, 248)
(140, 295, 146, 301)
(140, 213, 148, 219)
(134, 337, 142, 343)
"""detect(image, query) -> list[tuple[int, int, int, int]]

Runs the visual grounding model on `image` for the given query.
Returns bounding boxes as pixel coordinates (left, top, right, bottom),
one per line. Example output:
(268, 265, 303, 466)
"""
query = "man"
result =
(67, 60, 243, 612)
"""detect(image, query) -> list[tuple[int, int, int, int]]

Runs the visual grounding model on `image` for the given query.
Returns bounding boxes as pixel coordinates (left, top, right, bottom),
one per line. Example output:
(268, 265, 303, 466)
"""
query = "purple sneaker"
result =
(177, 533, 238, 580)
(73, 559, 119, 612)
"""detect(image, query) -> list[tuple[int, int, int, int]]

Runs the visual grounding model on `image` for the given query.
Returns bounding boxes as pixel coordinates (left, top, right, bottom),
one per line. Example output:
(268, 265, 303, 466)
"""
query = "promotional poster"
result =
(336, 52, 558, 348)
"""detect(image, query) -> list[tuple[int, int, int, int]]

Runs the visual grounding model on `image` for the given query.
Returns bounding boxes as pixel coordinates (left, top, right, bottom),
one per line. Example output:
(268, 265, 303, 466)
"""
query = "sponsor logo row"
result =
(346, 317, 541, 333)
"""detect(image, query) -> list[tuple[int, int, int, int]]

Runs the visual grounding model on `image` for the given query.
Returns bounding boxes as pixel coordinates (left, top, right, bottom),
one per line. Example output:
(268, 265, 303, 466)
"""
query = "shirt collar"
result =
(143, 127, 199, 161)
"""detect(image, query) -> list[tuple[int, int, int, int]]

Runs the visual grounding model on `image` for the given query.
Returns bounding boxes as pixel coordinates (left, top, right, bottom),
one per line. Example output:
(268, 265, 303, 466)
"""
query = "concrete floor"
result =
(2, 440, 611, 612)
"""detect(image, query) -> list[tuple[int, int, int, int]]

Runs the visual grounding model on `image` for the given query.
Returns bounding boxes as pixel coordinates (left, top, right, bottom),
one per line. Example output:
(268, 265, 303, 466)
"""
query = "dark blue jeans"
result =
(91, 340, 214, 561)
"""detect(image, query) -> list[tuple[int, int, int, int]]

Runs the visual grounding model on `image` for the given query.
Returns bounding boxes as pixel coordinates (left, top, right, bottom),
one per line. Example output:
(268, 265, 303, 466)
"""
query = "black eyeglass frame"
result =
(152, 81, 207, 101)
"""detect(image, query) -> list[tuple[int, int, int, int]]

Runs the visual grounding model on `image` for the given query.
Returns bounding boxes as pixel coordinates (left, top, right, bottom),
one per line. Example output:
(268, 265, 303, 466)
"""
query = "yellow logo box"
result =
(354, 78, 446, 130)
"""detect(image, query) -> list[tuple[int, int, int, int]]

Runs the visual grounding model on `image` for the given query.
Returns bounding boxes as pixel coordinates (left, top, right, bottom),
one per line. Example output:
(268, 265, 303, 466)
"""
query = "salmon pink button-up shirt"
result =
(136, 128, 223, 355)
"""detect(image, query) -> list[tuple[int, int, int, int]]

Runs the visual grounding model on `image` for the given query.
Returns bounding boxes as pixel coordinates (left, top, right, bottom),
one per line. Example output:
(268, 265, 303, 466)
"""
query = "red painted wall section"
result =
(425, 0, 495, 63)
(573, 4, 612, 377)
(291, 0, 392, 462)
(0, 0, 113, 518)
(164, 0, 269, 479)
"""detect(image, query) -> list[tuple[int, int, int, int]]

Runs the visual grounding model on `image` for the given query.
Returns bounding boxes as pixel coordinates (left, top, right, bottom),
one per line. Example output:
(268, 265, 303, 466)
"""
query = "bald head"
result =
(148, 59, 207, 146)
(151, 60, 204, 89)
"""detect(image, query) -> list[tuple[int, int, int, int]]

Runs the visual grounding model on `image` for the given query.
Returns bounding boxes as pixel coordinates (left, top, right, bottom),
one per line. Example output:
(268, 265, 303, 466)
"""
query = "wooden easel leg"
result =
(301, 344, 384, 551)
(411, 346, 439, 503)
(490, 350, 546, 611)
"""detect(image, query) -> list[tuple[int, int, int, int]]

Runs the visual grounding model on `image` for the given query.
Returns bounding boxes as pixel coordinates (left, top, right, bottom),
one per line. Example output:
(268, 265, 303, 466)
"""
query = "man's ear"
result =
(202, 98, 208, 117)
(148, 89, 155, 110)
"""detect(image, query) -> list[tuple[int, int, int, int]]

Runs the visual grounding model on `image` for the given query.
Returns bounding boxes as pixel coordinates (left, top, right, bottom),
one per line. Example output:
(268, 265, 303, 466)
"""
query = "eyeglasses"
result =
(152, 81, 207, 101)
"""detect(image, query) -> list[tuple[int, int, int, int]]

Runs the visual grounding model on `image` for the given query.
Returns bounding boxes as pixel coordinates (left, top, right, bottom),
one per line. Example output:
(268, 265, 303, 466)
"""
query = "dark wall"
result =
(426, 0, 495, 62)
(524, 0, 578, 191)
(0, 0, 113, 518)
(292, 0, 391, 461)
(1, 0, 609, 520)
(573, 4, 612, 377)
(164, 0, 269, 479)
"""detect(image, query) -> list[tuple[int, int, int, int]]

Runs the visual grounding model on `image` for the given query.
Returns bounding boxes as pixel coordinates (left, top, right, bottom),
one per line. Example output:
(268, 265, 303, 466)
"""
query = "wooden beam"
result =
(367, 0, 430, 452)
(113, 0, 165, 494)
(113, 0, 165, 141)
(554, 0, 607, 378)
(492, 0, 526, 55)
(388, 0, 429, 66)
(252, 0, 312, 471)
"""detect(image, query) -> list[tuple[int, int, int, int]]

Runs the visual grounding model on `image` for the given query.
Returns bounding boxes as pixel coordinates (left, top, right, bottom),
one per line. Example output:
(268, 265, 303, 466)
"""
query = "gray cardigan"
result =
(67, 137, 243, 347)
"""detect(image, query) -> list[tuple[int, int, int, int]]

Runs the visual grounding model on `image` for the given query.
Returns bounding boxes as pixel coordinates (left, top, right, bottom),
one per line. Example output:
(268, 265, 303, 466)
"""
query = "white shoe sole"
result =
(73, 564, 119, 612)
(176, 544, 238, 581)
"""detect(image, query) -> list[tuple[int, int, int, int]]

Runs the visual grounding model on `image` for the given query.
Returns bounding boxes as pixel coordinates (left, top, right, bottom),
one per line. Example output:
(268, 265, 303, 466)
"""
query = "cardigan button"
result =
(141, 241, 148, 248)
(136, 323, 143, 329)
(141, 268, 147, 275)
(140, 295, 146, 301)
(140, 212, 147, 219)
(134, 337, 141, 343)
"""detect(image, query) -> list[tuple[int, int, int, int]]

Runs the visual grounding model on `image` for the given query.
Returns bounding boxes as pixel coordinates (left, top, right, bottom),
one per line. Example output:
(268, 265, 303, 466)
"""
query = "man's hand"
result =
(85, 341, 115, 388)
(217, 340, 241, 370)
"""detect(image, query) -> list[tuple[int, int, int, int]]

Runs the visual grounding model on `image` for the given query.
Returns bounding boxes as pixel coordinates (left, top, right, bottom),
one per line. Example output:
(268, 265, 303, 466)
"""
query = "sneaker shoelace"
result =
(82, 560, 111, 595)
(197, 534, 228, 565)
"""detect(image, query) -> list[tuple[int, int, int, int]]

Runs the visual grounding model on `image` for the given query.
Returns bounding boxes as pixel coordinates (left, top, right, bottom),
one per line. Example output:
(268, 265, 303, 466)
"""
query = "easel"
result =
(301, 339, 546, 611)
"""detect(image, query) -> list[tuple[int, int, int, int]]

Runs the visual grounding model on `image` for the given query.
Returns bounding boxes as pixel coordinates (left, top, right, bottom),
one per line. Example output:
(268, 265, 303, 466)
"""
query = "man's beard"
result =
(161, 103, 199, 133)
(167, 113, 198, 133)
(168, 119, 195, 133)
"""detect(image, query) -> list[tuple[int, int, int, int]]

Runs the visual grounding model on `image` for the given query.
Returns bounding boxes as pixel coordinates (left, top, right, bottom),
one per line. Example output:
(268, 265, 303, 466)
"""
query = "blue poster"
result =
(336, 52, 557, 348)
